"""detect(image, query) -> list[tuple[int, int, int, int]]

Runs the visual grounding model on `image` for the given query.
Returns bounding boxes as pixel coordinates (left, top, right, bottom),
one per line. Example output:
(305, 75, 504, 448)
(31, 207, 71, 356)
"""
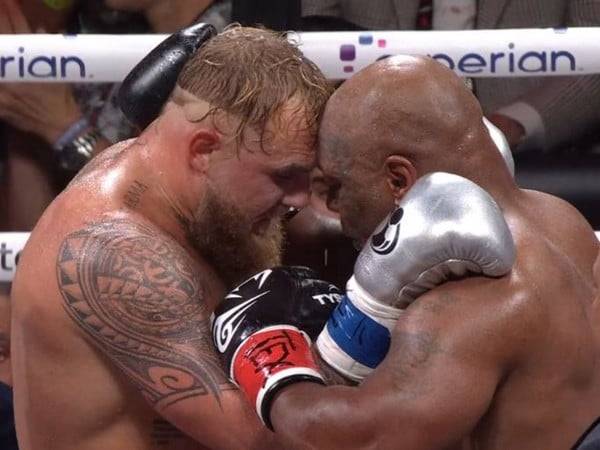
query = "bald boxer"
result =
(214, 56, 600, 449)
(10, 26, 332, 450)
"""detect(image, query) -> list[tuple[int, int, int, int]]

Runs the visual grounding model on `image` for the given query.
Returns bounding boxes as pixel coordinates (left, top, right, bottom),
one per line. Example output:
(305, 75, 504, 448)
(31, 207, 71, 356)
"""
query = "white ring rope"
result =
(0, 27, 598, 82)
(0, 232, 28, 283)
(1, 232, 599, 283)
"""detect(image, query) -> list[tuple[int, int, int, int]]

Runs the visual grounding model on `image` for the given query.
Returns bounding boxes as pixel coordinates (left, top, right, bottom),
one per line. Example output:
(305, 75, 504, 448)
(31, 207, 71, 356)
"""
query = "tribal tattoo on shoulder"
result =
(56, 219, 230, 410)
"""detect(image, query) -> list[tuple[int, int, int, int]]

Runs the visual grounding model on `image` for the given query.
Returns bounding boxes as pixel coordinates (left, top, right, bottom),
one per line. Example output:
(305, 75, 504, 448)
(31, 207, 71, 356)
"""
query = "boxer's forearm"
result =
(270, 383, 376, 450)
(246, 430, 285, 450)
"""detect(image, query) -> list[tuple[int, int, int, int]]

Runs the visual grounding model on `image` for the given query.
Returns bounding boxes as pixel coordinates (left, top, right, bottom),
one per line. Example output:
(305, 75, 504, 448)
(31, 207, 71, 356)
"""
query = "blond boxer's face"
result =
(189, 105, 315, 286)
(207, 105, 314, 227)
(189, 185, 285, 289)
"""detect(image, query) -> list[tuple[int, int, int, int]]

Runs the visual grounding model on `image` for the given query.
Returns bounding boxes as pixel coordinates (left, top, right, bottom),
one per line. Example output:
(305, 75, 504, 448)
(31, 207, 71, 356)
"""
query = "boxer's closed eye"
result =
(274, 169, 295, 182)
(273, 165, 310, 186)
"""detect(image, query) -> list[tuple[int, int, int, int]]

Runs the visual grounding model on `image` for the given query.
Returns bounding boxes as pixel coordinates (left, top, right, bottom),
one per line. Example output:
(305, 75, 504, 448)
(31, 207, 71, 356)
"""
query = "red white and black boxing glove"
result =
(212, 266, 342, 429)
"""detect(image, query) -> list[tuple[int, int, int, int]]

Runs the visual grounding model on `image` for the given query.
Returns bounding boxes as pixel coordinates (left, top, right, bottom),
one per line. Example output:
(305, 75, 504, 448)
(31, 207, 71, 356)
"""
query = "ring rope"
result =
(0, 27, 597, 82)
(1, 231, 599, 283)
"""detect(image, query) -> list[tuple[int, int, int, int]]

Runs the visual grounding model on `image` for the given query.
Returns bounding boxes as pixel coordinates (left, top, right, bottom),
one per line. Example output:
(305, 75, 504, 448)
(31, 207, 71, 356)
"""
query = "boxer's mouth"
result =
(341, 221, 365, 250)
(252, 205, 290, 235)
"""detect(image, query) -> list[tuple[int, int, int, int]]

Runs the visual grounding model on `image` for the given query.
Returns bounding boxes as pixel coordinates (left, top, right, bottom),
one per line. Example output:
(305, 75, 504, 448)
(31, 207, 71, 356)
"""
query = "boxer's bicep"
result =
(271, 285, 506, 450)
(271, 283, 507, 448)
(360, 282, 510, 448)
(55, 219, 259, 447)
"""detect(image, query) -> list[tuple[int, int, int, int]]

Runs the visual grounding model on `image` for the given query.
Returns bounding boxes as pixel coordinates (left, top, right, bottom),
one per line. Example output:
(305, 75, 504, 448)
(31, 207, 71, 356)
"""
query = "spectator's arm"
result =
(491, 0, 600, 151)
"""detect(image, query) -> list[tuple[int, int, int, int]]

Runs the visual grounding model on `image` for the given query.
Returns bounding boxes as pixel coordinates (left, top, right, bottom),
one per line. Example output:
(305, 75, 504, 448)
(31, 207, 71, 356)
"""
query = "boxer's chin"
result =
(341, 223, 366, 251)
(188, 189, 284, 289)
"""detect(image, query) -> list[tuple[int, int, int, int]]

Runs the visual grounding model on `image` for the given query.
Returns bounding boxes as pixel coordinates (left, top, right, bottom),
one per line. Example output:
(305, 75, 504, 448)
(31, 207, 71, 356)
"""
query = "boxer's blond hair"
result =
(176, 25, 332, 150)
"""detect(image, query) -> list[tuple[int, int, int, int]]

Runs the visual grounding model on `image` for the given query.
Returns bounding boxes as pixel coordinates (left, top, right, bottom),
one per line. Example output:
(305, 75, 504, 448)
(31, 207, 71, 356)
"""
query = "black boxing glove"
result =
(212, 266, 342, 429)
(118, 22, 216, 129)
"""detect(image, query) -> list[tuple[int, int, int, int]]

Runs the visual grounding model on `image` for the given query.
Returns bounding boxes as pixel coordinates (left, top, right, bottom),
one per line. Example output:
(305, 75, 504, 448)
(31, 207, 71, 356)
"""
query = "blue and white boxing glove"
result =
(316, 172, 516, 381)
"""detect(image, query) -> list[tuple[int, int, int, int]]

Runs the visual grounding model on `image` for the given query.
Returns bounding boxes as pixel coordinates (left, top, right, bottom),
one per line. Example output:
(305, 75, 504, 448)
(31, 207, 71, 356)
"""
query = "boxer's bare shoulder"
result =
(56, 217, 228, 408)
(378, 193, 600, 449)
(519, 189, 599, 266)
(11, 210, 230, 449)
(67, 138, 138, 188)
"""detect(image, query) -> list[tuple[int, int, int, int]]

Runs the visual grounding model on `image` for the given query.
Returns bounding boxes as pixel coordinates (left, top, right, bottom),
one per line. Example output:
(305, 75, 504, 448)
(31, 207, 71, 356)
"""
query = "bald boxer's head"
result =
(140, 26, 331, 286)
(318, 55, 513, 246)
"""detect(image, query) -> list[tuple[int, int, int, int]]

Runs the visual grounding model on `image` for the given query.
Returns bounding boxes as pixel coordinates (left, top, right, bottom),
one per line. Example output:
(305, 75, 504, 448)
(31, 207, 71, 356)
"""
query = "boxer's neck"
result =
(144, 0, 214, 33)
(462, 144, 521, 210)
(119, 136, 203, 255)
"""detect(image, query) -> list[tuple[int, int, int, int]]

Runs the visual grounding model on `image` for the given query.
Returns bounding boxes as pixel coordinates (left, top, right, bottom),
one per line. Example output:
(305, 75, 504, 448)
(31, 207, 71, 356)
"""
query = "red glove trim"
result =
(232, 325, 324, 425)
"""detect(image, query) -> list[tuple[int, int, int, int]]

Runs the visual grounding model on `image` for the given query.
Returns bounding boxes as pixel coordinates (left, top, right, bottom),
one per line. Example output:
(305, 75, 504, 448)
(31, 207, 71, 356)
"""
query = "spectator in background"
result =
(231, 0, 300, 31)
(0, 0, 81, 231)
(301, 0, 600, 153)
(104, 0, 232, 32)
(0, 0, 136, 231)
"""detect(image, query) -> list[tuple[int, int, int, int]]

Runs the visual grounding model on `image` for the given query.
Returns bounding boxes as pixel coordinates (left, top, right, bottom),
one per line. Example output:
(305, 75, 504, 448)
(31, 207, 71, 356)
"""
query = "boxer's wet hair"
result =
(176, 25, 332, 151)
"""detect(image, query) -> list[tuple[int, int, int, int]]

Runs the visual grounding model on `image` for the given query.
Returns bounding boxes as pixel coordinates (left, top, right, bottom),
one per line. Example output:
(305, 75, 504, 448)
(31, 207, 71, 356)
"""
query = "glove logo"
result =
(239, 269, 273, 291)
(313, 292, 343, 306)
(213, 291, 270, 352)
(371, 208, 403, 255)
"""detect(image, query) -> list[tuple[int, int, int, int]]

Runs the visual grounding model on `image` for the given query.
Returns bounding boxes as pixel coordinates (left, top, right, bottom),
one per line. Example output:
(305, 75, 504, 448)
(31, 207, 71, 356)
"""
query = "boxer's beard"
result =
(188, 188, 284, 289)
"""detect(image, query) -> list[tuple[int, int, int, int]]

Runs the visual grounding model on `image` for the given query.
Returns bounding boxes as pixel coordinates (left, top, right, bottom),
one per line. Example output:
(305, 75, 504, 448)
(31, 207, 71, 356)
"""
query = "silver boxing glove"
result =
(317, 172, 516, 381)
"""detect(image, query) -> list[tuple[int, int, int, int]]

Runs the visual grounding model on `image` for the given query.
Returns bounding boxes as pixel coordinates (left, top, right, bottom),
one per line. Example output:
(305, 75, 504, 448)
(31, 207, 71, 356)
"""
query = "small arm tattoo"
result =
(124, 180, 149, 209)
(389, 330, 441, 385)
(57, 219, 229, 410)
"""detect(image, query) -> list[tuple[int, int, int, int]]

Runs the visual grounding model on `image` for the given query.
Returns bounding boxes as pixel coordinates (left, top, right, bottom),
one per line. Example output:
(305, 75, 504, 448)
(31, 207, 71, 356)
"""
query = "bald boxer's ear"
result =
(384, 155, 417, 201)
(189, 129, 220, 173)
